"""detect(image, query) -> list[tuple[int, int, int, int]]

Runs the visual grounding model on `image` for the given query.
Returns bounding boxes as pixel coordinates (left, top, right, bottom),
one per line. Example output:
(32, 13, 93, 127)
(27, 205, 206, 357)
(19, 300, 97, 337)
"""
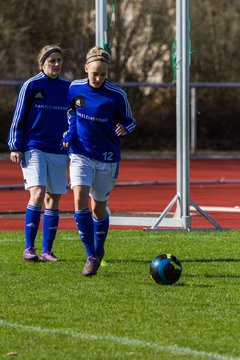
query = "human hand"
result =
(115, 123, 127, 137)
(10, 151, 23, 163)
(62, 142, 70, 149)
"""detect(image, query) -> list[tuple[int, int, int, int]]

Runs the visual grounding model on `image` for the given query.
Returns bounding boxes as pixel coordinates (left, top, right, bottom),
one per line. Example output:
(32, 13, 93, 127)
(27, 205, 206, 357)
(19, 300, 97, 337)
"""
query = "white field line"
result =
(0, 320, 239, 360)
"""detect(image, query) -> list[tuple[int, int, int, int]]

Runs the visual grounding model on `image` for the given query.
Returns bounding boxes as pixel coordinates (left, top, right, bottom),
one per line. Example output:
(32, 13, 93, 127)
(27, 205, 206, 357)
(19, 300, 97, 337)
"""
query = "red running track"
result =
(0, 158, 240, 230)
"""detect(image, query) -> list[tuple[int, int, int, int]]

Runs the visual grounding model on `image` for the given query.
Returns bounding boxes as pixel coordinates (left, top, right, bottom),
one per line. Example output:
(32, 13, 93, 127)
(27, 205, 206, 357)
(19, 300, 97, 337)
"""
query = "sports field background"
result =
(1, 156, 240, 231)
(1, 156, 240, 360)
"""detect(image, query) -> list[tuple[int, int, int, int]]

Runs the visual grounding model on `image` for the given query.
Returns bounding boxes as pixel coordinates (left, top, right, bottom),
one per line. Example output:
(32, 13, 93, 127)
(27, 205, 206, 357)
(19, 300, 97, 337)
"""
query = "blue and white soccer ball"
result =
(150, 253, 182, 285)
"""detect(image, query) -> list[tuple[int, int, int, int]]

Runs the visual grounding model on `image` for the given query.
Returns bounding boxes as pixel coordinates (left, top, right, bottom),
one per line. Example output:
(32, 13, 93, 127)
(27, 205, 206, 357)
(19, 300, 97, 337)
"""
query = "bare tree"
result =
(190, 0, 240, 81)
(0, 0, 95, 78)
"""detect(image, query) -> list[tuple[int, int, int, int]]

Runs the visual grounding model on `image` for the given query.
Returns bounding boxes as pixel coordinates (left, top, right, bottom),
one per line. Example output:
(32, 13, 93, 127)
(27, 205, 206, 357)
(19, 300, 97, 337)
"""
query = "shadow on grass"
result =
(172, 283, 214, 288)
(184, 273, 240, 279)
(182, 258, 240, 263)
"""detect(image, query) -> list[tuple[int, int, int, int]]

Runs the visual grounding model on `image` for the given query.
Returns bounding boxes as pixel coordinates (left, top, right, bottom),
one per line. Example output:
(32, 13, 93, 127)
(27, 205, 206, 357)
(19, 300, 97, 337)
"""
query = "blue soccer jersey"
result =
(8, 72, 70, 154)
(64, 79, 137, 162)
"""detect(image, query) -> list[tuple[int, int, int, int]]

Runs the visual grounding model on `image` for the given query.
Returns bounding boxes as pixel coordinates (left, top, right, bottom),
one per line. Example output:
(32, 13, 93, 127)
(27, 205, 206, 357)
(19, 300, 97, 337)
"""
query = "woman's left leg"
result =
(90, 161, 118, 268)
(41, 192, 61, 261)
(40, 152, 68, 261)
(91, 199, 109, 265)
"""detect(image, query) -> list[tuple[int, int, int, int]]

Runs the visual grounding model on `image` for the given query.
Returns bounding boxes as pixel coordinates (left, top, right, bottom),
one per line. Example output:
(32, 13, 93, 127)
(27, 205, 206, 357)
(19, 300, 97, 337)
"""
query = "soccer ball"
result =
(150, 253, 182, 285)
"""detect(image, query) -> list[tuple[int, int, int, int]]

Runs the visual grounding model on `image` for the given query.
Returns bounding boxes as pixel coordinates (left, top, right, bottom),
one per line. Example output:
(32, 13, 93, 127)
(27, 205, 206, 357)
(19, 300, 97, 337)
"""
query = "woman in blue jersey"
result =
(8, 45, 70, 262)
(63, 46, 137, 276)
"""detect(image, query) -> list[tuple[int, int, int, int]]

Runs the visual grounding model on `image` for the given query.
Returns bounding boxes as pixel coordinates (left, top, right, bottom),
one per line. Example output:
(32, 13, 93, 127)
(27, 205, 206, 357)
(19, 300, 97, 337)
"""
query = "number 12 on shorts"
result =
(103, 152, 113, 161)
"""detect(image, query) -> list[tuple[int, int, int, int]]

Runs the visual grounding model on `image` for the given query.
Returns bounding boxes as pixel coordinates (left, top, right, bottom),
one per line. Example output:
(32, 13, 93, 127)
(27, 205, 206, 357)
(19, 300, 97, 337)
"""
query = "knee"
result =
(91, 199, 108, 220)
(29, 187, 45, 206)
(92, 208, 107, 220)
(45, 193, 61, 210)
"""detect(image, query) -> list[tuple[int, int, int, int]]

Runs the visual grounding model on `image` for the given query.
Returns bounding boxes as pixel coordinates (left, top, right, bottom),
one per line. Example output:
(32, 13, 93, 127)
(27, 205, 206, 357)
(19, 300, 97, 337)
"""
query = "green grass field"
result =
(0, 230, 240, 360)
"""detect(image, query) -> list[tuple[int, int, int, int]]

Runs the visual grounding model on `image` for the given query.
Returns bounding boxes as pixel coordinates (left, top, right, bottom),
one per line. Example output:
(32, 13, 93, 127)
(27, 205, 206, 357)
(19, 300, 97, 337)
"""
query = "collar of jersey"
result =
(87, 79, 106, 90)
(42, 71, 60, 80)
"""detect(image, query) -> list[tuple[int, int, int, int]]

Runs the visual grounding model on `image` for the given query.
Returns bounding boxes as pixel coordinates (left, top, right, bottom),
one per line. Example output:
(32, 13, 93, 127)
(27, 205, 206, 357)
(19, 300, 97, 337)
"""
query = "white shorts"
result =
(69, 154, 119, 201)
(21, 149, 68, 194)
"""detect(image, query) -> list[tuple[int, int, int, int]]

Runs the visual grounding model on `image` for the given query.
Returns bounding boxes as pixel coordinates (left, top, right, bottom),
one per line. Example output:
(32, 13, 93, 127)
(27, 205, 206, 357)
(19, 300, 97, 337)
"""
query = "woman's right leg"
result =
(21, 150, 47, 261)
(23, 186, 45, 261)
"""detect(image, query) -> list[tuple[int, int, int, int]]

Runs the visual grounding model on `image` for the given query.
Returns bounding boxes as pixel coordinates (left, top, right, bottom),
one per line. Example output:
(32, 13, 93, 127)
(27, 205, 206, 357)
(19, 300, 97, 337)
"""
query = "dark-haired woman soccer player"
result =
(8, 45, 70, 262)
(63, 46, 137, 276)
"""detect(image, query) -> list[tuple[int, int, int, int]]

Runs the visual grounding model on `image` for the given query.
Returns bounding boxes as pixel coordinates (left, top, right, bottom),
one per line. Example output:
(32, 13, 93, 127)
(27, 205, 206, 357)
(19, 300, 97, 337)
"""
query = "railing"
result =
(119, 82, 240, 153)
(1, 80, 240, 153)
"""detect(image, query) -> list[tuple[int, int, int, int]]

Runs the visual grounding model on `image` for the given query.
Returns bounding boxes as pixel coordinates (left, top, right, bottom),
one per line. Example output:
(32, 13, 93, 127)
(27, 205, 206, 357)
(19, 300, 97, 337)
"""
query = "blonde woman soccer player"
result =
(8, 45, 70, 262)
(63, 47, 137, 276)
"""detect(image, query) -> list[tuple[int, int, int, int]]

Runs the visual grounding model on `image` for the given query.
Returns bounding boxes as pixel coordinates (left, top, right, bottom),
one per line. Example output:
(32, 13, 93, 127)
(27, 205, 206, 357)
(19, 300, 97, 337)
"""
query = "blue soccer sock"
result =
(25, 204, 42, 249)
(74, 209, 96, 258)
(93, 213, 109, 258)
(42, 209, 59, 253)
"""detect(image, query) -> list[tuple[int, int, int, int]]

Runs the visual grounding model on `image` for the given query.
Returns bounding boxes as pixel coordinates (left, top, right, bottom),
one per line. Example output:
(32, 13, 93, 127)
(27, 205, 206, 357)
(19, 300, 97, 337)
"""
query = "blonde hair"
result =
(86, 46, 111, 65)
(38, 45, 62, 70)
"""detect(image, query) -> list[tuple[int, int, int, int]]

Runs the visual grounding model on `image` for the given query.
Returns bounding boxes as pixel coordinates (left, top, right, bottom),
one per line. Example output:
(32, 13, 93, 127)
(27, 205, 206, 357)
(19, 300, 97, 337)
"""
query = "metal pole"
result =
(175, 0, 183, 220)
(145, 0, 222, 231)
(181, 0, 191, 229)
(191, 87, 197, 153)
(95, 0, 108, 47)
